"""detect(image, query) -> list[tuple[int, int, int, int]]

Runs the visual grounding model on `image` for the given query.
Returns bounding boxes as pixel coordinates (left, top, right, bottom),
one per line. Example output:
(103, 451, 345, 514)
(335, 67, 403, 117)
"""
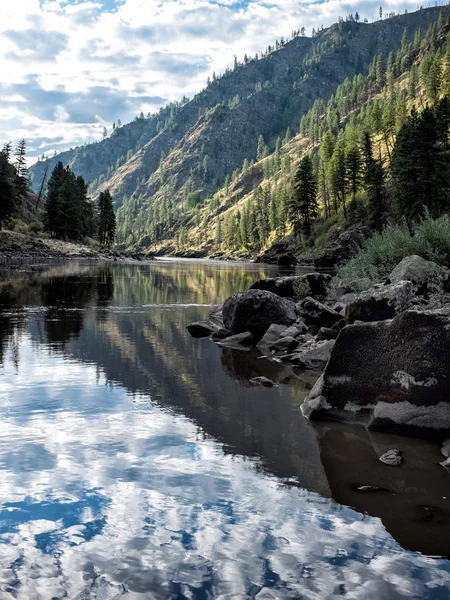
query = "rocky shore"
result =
(0, 231, 153, 263)
(188, 254, 450, 442)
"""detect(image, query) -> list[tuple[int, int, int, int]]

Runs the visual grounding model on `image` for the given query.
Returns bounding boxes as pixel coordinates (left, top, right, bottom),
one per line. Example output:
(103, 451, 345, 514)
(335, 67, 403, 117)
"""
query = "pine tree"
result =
(289, 155, 318, 238)
(391, 106, 450, 221)
(363, 132, 385, 230)
(98, 189, 116, 246)
(256, 135, 269, 161)
(14, 139, 28, 202)
(0, 145, 16, 227)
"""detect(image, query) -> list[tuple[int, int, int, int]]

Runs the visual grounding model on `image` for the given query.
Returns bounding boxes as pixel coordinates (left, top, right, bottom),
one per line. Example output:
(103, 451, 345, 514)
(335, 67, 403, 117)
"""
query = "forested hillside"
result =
(29, 5, 445, 256)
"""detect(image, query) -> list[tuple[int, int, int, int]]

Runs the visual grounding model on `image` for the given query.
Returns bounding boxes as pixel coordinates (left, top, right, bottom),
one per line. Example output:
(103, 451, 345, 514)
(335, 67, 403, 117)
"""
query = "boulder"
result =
(280, 325, 304, 338)
(345, 280, 414, 324)
(288, 340, 334, 370)
(186, 321, 216, 338)
(208, 304, 224, 327)
(217, 331, 254, 350)
(389, 255, 447, 293)
(299, 297, 342, 328)
(250, 273, 332, 301)
(269, 336, 299, 354)
(379, 449, 402, 466)
(212, 327, 233, 340)
(256, 324, 288, 352)
(302, 308, 450, 436)
(316, 327, 338, 341)
(222, 289, 297, 341)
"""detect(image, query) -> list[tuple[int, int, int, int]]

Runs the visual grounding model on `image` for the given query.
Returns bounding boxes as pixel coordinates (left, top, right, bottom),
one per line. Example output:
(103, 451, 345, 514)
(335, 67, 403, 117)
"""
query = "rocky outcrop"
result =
(302, 308, 450, 436)
(250, 273, 331, 301)
(314, 225, 371, 269)
(222, 289, 297, 340)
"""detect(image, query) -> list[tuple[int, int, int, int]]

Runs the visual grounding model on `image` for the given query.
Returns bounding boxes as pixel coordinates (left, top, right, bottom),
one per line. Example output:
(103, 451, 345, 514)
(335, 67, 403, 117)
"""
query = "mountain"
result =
(29, 6, 443, 252)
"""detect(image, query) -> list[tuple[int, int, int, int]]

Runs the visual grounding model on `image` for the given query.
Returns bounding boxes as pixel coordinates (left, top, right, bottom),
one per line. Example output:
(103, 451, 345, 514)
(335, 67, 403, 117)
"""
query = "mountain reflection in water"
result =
(0, 260, 449, 599)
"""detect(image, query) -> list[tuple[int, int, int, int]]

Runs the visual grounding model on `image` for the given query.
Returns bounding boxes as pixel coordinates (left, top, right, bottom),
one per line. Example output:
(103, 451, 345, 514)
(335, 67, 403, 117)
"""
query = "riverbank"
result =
(188, 254, 450, 441)
(0, 230, 152, 263)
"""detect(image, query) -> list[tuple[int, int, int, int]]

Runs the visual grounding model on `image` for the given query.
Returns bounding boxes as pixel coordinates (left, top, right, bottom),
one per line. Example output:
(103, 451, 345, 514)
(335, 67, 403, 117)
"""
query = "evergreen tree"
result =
(14, 139, 28, 202)
(363, 132, 385, 230)
(44, 162, 92, 240)
(98, 189, 116, 245)
(289, 155, 318, 237)
(0, 145, 16, 226)
(391, 106, 450, 221)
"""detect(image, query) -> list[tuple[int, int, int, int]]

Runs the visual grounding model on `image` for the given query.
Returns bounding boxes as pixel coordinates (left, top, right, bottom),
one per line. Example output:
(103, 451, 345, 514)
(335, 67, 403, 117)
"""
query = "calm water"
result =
(0, 259, 449, 600)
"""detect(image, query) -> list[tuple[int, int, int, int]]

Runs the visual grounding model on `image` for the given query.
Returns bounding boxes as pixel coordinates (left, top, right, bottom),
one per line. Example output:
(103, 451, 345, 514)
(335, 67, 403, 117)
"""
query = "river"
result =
(0, 259, 449, 599)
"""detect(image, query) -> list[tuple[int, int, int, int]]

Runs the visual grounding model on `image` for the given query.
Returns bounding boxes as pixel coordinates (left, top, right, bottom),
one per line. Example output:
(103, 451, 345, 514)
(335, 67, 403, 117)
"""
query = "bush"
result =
(29, 221, 43, 234)
(338, 215, 450, 282)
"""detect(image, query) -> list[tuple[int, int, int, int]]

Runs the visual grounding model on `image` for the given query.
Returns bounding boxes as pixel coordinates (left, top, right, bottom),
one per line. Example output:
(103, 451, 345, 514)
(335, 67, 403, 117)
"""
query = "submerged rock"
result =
(222, 289, 297, 341)
(217, 331, 254, 350)
(379, 449, 403, 466)
(187, 321, 216, 337)
(302, 308, 450, 436)
(249, 376, 278, 387)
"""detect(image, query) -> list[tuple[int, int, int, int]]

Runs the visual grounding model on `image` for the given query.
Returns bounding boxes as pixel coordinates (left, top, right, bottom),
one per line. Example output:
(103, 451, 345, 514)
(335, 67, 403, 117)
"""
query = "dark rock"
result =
(330, 319, 346, 332)
(302, 308, 450, 436)
(218, 331, 254, 350)
(345, 280, 414, 324)
(277, 254, 296, 266)
(280, 325, 303, 339)
(379, 449, 403, 466)
(288, 341, 334, 370)
(208, 304, 224, 327)
(269, 336, 299, 354)
(256, 324, 288, 352)
(250, 273, 332, 301)
(441, 439, 450, 458)
(316, 327, 338, 341)
(294, 319, 308, 333)
(186, 321, 216, 337)
(314, 226, 371, 269)
(389, 255, 447, 293)
(212, 327, 233, 340)
(223, 289, 297, 341)
(299, 297, 342, 328)
(249, 376, 278, 387)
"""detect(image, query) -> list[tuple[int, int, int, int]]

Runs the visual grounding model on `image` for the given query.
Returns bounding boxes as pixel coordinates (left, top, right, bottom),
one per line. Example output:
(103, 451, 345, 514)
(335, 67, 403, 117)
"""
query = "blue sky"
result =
(0, 0, 442, 163)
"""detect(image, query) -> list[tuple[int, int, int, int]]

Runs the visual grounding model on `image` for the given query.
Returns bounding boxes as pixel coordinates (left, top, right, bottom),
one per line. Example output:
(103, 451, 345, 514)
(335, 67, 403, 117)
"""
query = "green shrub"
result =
(292, 278, 311, 301)
(29, 221, 43, 234)
(338, 215, 450, 282)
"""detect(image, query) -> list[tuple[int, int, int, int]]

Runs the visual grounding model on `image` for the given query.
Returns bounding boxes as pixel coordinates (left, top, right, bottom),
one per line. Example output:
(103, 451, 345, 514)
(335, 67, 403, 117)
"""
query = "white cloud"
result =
(0, 335, 448, 598)
(0, 0, 440, 162)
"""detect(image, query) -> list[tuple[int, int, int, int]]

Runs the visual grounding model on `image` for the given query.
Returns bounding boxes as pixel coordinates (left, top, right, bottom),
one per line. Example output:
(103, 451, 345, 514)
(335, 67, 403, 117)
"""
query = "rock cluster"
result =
(187, 254, 450, 438)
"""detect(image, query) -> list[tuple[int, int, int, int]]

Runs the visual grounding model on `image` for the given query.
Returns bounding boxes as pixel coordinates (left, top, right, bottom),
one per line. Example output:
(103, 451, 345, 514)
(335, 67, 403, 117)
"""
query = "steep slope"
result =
(29, 6, 441, 248)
